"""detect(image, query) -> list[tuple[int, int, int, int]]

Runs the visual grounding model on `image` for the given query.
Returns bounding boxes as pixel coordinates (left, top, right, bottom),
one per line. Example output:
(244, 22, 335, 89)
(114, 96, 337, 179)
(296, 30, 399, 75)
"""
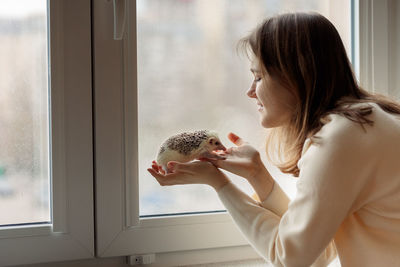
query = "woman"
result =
(148, 12, 400, 266)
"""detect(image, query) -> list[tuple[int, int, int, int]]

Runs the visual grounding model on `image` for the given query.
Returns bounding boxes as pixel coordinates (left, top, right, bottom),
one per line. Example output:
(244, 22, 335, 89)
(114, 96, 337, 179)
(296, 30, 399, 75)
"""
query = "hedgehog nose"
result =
(217, 144, 226, 151)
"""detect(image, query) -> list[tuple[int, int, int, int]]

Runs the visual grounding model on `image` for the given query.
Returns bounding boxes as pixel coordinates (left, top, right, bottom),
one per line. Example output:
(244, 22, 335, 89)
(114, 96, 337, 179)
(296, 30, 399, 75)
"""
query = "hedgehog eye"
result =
(216, 141, 220, 145)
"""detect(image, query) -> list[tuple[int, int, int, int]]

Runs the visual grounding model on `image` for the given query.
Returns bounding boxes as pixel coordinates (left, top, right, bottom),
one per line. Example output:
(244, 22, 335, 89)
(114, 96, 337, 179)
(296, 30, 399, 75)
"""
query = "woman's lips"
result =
(257, 101, 264, 111)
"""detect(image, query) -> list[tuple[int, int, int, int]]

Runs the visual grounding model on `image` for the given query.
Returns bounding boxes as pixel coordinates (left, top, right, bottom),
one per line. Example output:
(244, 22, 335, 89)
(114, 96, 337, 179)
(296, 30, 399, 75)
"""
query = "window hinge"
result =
(128, 254, 156, 265)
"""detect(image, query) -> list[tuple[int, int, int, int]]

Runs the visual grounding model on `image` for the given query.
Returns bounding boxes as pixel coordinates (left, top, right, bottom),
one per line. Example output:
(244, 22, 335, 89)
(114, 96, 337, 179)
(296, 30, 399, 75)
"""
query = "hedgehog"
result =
(156, 130, 226, 173)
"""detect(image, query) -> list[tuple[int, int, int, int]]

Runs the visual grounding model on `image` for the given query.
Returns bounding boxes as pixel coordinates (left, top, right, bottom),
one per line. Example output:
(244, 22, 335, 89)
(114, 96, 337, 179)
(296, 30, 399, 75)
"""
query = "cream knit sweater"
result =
(217, 103, 400, 267)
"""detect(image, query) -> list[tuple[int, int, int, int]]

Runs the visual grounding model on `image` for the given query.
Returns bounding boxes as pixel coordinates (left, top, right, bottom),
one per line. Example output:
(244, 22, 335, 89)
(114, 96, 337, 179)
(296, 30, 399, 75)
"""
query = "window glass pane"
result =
(0, 0, 50, 225)
(138, 0, 350, 216)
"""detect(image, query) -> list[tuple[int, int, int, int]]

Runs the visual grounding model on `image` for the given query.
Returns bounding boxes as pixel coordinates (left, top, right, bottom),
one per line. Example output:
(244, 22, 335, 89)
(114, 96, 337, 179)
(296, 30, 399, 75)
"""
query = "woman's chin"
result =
(260, 117, 272, 128)
(260, 115, 281, 128)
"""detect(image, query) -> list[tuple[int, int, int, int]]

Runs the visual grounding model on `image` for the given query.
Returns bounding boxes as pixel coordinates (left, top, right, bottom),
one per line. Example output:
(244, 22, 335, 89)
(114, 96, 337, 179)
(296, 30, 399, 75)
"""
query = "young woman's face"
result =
(247, 57, 296, 128)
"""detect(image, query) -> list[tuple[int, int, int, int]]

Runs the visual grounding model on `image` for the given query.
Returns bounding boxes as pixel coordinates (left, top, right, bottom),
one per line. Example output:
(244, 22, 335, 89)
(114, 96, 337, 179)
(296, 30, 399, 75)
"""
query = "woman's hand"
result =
(209, 132, 275, 202)
(148, 160, 230, 192)
(210, 132, 265, 180)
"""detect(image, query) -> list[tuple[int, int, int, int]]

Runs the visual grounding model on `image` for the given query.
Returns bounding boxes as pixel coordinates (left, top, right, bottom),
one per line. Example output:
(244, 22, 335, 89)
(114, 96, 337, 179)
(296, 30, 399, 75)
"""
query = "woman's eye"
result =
(254, 77, 261, 82)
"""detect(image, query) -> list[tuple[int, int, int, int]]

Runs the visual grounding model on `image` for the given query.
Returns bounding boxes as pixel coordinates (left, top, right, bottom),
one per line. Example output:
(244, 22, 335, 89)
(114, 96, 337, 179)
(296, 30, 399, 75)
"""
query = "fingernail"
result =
(167, 162, 176, 168)
(229, 133, 239, 142)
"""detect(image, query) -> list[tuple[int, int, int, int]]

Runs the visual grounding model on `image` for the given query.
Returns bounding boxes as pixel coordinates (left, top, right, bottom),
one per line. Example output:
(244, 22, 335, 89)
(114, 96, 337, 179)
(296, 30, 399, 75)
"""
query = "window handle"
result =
(113, 0, 126, 40)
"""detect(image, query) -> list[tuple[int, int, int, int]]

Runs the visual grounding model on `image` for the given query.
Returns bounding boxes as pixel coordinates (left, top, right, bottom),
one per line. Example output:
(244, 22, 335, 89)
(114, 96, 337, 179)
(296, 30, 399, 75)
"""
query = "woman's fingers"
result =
(147, 168, 167, 185)
(228, 132, 248, 146)
(151, 161, 159, 172)
(151, 164, 161, 173)
(148, 160, 227, 189)
(148, 167, 162, 178)
(147, 168, 175, 186)
(152, 160, 166, 175)
(148, 164, 203, 186)
(150, 160, 202, 176)
(167, 161, 197, 174)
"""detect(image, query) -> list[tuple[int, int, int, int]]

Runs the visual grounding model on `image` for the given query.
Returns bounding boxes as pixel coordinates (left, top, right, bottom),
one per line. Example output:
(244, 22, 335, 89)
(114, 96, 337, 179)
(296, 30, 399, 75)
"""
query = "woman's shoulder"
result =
(313, 105, 371, 147)
(316, 102, 399, 141)
(301, 102, 400, 158)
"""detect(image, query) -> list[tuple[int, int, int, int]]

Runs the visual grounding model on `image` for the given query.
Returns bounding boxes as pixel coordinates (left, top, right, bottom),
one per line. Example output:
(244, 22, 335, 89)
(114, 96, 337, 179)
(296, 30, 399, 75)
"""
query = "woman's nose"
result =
(247, 83, 256, 98)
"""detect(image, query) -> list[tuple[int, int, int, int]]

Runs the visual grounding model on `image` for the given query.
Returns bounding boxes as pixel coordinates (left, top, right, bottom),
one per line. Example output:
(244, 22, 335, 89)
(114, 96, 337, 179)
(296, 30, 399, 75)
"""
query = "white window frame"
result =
(94, 1, 260, 264)
(0, 0, 94, 266)
(356, 0, 391, 96)
(94, 0, 392, 266)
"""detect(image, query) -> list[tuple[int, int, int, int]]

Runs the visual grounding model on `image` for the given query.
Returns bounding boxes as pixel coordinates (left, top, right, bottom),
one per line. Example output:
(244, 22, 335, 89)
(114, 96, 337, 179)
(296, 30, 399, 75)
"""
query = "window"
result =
(95, 0, 354, 264)
(136, 0, 352, 216)
(0, 1, 94, 265)
(0, 0, 50, 226)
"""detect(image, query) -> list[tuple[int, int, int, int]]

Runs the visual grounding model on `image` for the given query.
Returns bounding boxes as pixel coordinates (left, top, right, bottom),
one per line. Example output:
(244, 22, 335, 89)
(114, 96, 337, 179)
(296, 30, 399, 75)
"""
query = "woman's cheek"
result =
(256, 84, 267, 103)
(255, 83, 263, 98)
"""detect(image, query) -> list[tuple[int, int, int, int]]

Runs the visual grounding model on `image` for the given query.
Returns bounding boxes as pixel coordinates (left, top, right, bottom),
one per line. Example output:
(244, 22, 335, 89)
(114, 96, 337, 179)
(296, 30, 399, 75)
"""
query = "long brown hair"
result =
(240, 12, 400, 177)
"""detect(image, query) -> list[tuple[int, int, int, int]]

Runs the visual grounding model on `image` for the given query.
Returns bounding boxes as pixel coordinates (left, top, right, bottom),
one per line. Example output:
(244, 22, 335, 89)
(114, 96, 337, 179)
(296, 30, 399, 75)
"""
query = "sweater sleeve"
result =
(218, 115, 372, 267)
(260, 181, 290, 217)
